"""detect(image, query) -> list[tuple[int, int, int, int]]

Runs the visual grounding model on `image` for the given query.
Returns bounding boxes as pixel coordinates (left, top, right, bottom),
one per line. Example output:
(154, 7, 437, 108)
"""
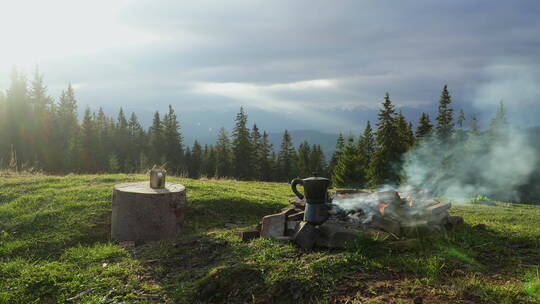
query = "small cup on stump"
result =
(150, 168, 166, 189)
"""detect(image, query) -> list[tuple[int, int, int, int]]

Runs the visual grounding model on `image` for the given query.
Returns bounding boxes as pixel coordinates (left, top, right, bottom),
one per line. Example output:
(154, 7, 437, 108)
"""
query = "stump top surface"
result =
(114, 182, 185, 194)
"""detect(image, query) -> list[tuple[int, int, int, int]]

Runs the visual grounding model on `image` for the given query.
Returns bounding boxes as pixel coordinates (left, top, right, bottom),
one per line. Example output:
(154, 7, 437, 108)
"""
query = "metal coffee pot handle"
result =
(291, 178, 304, 200)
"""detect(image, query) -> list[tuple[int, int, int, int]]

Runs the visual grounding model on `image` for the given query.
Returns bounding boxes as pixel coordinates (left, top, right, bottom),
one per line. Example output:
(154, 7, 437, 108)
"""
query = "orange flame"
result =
(378, 202, 389, 216)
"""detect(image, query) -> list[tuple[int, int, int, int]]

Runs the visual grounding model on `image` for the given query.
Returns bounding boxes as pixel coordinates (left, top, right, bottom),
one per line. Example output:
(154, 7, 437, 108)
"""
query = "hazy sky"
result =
(1, 0, 540, 133)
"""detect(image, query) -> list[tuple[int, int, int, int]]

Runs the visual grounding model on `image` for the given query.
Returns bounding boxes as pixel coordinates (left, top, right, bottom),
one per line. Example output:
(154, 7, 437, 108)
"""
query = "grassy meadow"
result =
(0, 173, 539, 303)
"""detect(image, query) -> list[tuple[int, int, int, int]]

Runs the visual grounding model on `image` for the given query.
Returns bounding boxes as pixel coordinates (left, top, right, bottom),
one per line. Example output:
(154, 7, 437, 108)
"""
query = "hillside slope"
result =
(0, 174, 539, 303)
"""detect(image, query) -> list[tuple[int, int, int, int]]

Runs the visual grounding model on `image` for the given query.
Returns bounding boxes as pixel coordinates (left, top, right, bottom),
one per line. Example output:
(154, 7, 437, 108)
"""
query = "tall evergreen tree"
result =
(29, 68, 55, 170)
(127, 112, 146, 172)
(115, 108, 130, 171)
(56, 84, 79, 172)
(490, 101, 508, 137)
(395, 111, 413, 152)
(202, 145, 217, 178)
(416, 113, 433, 139)
(368, 93, 401, 186)
(309, 144, 327, 177)
(148, 111, 164, 165)
(435, 85, 454, 141)
(250, 124, 263, 180)
(188, 140, 203, 178)
(357, 121, 376, 182)
(0, 92, 6, 168)
(296, 141, 312, 177)
(329, 133, 345, 176)
(332, 135, 362, 187)
(231, 107, 253, 180)
(96, 107, 112, 171)
(162, 105, 184, 174)
(5, 68, 31, 169)
(277, 130, 297, 181)
(470, 114, 479, 134)
(80, 107, 99, 172)
(457, 109, 466, 129)
(260, 131, 273, 181)
(215, 127, 232, 178)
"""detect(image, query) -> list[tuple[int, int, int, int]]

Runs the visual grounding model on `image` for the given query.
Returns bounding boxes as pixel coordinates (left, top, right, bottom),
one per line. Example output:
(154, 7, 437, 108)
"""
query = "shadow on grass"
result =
(186, 197, 284, 231)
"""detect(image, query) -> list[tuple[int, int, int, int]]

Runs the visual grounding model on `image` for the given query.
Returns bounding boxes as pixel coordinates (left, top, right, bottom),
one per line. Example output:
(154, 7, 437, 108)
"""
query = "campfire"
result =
(240, 186, 464, 250)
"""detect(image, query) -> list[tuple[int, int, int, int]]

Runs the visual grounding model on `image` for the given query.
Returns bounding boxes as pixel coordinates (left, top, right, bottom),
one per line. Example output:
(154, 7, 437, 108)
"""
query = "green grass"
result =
(0, 173, 539, 303)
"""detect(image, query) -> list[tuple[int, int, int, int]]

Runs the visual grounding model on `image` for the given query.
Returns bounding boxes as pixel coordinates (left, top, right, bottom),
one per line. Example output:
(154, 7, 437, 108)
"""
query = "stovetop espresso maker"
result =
(291, 175, 331, 225)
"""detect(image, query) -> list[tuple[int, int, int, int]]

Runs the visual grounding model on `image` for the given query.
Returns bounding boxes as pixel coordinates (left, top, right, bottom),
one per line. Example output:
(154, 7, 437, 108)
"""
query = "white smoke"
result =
(402, 127, 538, 202)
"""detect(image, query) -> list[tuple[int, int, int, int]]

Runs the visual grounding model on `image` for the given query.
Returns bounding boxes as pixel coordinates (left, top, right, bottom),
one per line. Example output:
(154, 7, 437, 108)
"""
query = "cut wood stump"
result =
(111, 182, 187, 243)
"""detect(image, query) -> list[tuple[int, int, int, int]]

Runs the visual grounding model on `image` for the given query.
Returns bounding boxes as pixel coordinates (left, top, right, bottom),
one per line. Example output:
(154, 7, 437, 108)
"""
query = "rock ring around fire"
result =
(111, 181, 187, 244)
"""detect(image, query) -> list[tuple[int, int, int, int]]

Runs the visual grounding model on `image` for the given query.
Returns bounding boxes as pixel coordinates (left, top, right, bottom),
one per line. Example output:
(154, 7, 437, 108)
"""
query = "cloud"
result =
(2, 0, 540, 130)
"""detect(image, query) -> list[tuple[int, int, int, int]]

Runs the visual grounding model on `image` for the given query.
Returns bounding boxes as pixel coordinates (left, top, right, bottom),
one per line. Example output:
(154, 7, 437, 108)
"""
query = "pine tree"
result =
(5, 68, 31, 170)
(332, 135, 362, 188)
(416, 113, 433, 139)
(215, 127, 232, 178)
(329, 133, 345, 176)
(231, 107, 253, 180)
(368, 93, 401, 186)
(260, 131, 273, 181)
(470, 114, 479, 134)
(309, 144, 327, 177)
(269, 151, 279, 181)
(0, 92, 6, 168)
(189, 140, 203, 178)
(115, 108, 130, 171)
(457, 109, 466, 129)
(250, 124, 263, 180)
(395, 111, 413, 152)
(183, 147, 191, 177)
(96, 107, 111, 171)
(80, 107, 99, 172)
(29, 68, 54, 170)
(490, 101, 508, 138)
(148, 111, 164, 166)
(56, 84, 79, 172)
(296, 141, 312, 177)
(435, 85, 454, 141)
(127, 112, 146, 172)
(277, 130, 297, 181)
(202, 145, 217, 178)
(357, 121, 376, 183)
(162, 105, 184, 174)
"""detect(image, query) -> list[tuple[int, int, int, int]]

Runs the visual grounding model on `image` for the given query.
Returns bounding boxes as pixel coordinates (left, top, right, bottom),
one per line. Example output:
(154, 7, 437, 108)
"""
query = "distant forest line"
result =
(0, 68, 539, 195)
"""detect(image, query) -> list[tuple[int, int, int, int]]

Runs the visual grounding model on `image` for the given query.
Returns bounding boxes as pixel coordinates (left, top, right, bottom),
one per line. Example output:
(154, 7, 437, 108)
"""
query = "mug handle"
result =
(291, 178, 304, 200)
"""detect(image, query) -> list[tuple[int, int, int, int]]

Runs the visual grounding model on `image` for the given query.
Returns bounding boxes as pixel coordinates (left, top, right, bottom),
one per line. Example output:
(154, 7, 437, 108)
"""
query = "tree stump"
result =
(111, 182, 187, 243)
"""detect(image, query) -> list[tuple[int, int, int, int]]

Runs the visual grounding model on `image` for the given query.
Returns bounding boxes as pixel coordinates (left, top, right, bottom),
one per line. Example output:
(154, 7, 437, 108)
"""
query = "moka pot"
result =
(291, 175, 331, 225)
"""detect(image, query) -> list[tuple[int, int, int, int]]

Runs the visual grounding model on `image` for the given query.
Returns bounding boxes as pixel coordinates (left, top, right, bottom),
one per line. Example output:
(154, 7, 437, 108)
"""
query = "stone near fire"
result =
(425, 201, 451, 214)
(281, 205, 296, 213)
(293, 221, 320, 250)
(370, 215, 401, 236)
(287, 220, 300, 231)
(317, 222, 360, 248)
(238, 228, 260, 242)
(426, 211, 449, 226)
(287, 212, 305, 221)
(445, 216, 464, 229)
(260, 212, 287, 238)
(111, 182, 187, 243)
